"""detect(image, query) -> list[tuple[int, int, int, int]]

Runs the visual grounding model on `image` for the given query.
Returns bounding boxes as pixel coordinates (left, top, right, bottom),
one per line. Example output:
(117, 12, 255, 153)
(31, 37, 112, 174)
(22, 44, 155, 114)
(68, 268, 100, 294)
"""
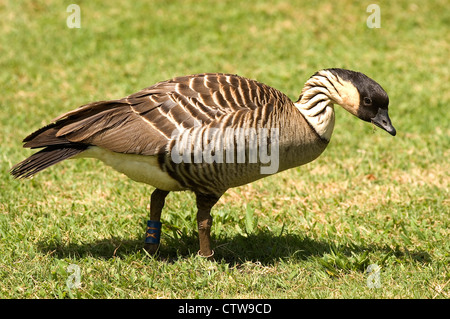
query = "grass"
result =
(0, 0, 449, 298)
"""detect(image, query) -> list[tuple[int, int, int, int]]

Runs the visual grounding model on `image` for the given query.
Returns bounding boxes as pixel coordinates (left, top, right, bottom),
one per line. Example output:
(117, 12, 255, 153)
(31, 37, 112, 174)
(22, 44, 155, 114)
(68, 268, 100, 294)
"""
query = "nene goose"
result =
(10, 68, 396, 258)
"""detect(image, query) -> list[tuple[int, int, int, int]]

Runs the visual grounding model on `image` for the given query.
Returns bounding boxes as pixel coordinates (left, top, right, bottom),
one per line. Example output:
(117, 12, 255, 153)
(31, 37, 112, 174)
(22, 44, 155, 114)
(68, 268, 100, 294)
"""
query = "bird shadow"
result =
(36, 230, 431, 266)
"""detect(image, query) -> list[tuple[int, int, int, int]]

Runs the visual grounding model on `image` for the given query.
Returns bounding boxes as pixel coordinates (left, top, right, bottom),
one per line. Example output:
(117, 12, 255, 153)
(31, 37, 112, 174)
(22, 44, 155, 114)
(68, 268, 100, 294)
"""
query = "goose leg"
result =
(144, 189, 169, 255)
(195, 192, 221, 259)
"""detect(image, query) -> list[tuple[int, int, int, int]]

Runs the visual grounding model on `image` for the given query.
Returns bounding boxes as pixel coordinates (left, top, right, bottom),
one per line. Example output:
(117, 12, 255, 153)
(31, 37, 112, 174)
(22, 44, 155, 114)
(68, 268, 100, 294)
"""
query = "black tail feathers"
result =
(10, 144, 87, 179)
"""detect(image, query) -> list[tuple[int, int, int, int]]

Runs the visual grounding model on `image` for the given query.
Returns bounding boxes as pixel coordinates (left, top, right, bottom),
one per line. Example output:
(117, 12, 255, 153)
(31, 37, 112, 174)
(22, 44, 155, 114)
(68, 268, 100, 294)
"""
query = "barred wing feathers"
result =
(11, 73, 290, 178)
(27, 73, 288, 155)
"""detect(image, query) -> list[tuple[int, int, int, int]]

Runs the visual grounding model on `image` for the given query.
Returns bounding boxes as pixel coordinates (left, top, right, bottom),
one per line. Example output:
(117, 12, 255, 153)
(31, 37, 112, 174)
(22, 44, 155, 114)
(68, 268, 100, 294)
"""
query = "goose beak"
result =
(371, 108, 396, 136)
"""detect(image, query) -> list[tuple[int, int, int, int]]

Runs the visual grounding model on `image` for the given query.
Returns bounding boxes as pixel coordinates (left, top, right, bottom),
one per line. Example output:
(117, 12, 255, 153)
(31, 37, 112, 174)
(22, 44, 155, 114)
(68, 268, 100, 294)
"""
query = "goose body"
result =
(11, 69, 396, 257)
(78, 147, 184, 191)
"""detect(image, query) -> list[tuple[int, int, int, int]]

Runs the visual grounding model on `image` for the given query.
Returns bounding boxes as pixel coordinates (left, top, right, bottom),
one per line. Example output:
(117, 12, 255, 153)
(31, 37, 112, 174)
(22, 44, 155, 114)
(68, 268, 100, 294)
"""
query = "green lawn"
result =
(0, 0, 448, 298)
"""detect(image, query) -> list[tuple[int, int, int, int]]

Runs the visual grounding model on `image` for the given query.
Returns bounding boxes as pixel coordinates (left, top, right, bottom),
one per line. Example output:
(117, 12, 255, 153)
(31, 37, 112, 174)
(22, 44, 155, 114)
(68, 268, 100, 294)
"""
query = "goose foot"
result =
(195, 192, 222, 260)
(144, 189, 169, 256)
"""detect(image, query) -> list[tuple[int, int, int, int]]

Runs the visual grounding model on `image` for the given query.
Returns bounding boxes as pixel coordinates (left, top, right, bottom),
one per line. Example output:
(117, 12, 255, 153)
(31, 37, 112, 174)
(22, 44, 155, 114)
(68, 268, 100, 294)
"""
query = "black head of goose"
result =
(10, 69, 395, 258)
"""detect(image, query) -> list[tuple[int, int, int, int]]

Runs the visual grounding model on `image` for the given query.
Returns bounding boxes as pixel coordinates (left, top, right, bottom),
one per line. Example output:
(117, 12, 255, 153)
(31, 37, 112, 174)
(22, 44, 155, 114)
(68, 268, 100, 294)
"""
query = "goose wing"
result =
(23, 73, 285, 156)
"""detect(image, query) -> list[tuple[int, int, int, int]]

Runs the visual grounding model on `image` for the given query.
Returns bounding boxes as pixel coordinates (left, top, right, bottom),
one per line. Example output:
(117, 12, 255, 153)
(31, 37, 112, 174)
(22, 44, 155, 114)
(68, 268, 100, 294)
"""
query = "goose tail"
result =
(10, 144, 87, 179)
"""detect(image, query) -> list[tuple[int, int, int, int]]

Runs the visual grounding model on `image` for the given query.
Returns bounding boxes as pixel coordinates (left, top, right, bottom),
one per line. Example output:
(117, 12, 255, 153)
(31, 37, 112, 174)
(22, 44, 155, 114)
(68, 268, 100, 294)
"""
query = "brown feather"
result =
(10, 144, 87, 178)
(12, 73, 292, 178)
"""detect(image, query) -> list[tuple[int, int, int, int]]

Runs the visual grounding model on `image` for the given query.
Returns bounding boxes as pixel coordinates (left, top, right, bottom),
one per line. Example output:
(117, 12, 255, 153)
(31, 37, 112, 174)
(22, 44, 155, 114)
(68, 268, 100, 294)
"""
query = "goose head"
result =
(300, 68, 396, 137)
(324, 68, 396, 136)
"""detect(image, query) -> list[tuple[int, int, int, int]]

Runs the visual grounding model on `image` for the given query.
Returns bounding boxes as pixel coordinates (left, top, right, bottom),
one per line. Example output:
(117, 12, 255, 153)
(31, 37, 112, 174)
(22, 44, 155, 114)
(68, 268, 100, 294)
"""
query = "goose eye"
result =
(364, 97, 372, 105)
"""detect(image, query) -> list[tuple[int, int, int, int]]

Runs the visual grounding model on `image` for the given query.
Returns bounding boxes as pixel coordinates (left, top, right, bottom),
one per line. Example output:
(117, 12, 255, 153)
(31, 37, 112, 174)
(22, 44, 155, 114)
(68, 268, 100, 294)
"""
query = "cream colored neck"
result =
(294, 84, 336, 141)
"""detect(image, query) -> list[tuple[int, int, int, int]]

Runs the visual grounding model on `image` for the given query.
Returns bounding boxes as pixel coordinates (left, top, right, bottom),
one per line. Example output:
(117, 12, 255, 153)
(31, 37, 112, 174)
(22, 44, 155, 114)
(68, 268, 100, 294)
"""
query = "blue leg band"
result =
(145, 220, 162, 244)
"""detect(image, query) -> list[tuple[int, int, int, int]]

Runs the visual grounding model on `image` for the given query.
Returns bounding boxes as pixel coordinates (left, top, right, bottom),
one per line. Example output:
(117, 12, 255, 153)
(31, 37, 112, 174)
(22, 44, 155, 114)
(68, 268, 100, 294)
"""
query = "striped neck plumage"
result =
(294, 70, 342, 141)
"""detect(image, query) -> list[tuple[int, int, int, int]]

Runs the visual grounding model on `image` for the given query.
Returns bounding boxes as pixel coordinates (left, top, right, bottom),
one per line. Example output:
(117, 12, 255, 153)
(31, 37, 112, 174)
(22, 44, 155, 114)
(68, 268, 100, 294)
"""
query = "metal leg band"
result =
(197, 250, 214, 258)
